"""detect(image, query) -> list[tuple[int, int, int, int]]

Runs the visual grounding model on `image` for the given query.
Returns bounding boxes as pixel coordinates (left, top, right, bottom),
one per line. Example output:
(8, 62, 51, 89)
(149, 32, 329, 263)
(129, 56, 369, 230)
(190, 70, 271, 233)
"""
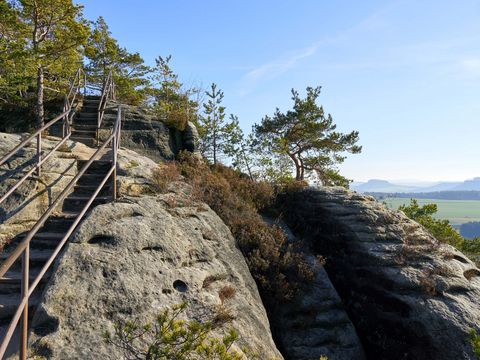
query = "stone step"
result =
(0, 293, 41, 321)
(77, 173, 113, 186)
(0, 249, 54, 267)
(0, 270, 51, 294)
(72, 184, 112, 197)
(72, 124, 97, 131)
(78, 112, 97, 119)
(63, 196, 110, 212)
(72, 129, 96, 136)
(42, 217, 76, 233)
(70, 136, 96, 147)
(77, 160, 112, 172)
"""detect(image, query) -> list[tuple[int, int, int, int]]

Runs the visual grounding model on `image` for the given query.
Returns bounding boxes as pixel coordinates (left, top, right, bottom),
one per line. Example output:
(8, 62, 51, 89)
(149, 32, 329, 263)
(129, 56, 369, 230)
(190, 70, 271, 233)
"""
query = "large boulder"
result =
(100, 103, 201, 161)
(278, 187, 480, 360)
(29, 192, 282, 359)
(0, 133, 94, 249)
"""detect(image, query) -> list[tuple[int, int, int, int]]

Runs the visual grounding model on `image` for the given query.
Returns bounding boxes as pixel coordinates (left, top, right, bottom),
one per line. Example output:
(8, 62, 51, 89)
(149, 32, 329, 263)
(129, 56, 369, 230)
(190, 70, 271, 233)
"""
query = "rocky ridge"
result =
(28, 149, 282, 359)
(279, 187, 480, 360)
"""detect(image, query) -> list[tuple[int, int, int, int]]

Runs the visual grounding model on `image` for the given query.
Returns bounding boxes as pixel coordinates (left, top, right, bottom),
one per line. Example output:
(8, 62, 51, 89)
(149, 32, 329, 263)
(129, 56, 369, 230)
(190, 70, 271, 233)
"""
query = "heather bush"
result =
(152, 153, 317, 302)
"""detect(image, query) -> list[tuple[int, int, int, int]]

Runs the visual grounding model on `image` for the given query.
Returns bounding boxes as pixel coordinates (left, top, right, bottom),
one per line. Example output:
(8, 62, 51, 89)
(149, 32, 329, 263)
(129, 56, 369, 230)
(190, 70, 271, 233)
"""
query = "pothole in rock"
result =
(464, 268, 480, 280)
(88, 235, 116, 246)
(173, 279, 188, 293)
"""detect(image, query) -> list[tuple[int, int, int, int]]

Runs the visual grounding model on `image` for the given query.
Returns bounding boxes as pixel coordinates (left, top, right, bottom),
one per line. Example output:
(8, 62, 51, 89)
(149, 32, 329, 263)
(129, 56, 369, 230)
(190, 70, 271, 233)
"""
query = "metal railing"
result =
(0, 68, 86, 205)
(0, 70, 122, 359)
(97, 69, 116, 135)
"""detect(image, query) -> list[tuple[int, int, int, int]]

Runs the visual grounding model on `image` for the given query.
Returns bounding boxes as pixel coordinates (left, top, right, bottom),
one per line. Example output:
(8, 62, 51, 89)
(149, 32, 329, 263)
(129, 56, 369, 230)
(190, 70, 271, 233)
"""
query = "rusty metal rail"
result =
(97, 69, 116, 133)
(0, 68, 86, 205)
(0, 69, 121, 359)
(0, 106, 122, 359)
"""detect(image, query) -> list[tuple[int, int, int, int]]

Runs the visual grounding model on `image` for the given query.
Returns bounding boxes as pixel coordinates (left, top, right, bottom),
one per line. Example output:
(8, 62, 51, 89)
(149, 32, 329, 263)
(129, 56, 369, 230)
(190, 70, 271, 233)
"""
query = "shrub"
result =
(470, 329, 480, 359)
(218, 285, 236, 306)
(399, 199, 464, 248)
(104, 302, 256, 360)
(151, 162, 181, 193)
(152, 152, 317, 302)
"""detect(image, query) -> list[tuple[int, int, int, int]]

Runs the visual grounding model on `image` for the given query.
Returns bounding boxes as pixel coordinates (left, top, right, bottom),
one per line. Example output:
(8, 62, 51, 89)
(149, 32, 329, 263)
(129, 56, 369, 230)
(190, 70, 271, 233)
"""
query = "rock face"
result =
(263, 218, 365, 360)
(0, 133, 94, 249)
(30, 192, 282, 359)
(100, 103, 201, 161)
(278, 187, 480, 360)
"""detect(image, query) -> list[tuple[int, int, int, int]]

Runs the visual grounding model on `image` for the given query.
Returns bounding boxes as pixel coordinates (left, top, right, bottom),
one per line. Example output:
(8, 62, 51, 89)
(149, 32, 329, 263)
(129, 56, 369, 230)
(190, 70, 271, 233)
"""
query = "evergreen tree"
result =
(150, 55, 199, 130)
(253, 86, 361, 184)
(223, 114, 254, 178)
(198, 83, 230, 165)
(10, 0, 90, 128)
(85, 16, 150, 105)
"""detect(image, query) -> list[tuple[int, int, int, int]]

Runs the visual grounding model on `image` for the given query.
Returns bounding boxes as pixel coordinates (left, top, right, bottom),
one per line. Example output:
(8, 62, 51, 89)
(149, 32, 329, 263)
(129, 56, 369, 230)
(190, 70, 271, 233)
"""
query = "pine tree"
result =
(150, 55, 199, 130)
(223, 114, 254, 178)
(85, 17, 150, 105)
(198, 83, 229, 165)
(12, 0, 90, 128)
(254, 86, 361, 184)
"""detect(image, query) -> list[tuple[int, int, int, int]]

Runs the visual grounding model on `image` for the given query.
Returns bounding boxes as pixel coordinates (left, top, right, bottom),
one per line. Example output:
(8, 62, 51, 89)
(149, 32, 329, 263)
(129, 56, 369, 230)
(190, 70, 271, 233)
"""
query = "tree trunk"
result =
(289, 153, 302, 181)
(36, 65, 44, 129)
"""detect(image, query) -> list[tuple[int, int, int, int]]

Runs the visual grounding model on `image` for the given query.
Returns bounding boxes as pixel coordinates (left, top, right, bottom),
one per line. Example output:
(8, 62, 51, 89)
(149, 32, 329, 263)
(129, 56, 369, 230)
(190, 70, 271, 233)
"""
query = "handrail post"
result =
(19, 245, 29, 360)
(36, 132, 42, 177)
(112, 133, 117, 201)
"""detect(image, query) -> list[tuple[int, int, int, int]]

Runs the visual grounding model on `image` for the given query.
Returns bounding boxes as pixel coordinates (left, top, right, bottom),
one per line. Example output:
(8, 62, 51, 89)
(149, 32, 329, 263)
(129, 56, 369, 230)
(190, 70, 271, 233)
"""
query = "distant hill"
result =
(451, 177, 480, 191)
(353, 178, 480, 193)
(352, 179, 419, 193)
(366, 190, 480, 201)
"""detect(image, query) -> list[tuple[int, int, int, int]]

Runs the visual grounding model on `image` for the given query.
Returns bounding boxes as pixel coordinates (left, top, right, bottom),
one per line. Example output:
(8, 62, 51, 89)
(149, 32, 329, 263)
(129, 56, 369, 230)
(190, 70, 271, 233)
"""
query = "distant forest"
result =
(367, 191, 480, 201)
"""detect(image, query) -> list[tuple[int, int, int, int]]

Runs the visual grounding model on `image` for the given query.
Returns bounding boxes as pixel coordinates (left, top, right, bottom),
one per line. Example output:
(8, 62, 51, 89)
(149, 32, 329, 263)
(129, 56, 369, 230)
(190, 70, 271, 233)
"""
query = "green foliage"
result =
(253, 86, 361, 184)
(399, 199, 464, 248)
(222, 114, 254, 179)
(150, 55, 199, 130)
(198, 84, 241, 165)
(470, 329, 480, 359)
(85, 16, 150, 105)
(104, 302, 255, 360)
(159, 154, 319, 302)
(1, 0, 89, 127)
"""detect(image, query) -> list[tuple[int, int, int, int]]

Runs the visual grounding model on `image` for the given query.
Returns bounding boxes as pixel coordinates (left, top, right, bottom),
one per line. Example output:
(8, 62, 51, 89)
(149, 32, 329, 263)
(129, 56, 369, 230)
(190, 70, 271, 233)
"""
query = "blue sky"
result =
(79, 0, 480, 182)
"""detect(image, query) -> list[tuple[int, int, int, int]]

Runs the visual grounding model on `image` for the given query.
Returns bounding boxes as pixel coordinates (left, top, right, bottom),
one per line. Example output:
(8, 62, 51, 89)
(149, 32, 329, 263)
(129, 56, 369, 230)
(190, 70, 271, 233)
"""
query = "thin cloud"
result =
(236, 4, 393, 96)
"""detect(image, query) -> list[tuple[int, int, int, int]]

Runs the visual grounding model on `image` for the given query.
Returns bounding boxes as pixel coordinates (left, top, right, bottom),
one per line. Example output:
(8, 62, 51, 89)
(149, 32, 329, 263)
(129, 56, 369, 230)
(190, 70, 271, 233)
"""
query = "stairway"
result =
(70, 96, 101, 147)
(0, 97, 114, 356)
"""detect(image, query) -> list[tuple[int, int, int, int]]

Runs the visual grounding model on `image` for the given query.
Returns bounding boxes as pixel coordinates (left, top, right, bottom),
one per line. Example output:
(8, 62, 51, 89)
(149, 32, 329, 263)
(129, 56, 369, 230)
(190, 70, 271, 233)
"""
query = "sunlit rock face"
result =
(29, 193, 282, 359)
(278, 187, 480, 360)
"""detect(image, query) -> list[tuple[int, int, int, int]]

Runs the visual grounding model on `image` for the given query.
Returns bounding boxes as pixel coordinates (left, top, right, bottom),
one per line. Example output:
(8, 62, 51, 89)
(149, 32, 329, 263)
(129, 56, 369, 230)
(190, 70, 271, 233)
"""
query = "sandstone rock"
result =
(30, 193, 283, 359)
(0, 133, 93, 249)
(279, 187, 480, 360)
(263, 218, 365, 360)
(99, 103, 201, 161)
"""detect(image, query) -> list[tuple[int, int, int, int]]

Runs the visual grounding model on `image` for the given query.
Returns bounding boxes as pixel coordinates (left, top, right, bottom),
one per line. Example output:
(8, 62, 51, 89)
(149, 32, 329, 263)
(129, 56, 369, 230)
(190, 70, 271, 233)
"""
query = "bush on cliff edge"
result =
(151, 153, 318, 302)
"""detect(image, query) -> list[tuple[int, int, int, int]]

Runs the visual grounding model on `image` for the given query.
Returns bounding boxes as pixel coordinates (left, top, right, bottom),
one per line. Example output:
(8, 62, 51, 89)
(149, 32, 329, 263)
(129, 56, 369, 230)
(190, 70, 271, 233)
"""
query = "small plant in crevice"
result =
(104, 302, 258, 360)
(214, 285, 237, 326)
(470, 329, 480, 359)
(202, 273, 228, 289)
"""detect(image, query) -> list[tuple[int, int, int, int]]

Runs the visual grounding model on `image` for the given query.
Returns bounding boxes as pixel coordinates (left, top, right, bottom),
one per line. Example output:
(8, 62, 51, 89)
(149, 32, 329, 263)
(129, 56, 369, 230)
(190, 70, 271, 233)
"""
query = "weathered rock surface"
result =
(100, 103, 201, 161)
(0, 133, 94, 249)
(262, 218, 365, 360)
(279, 187, 480, 360)
(30, 192, 282, 359)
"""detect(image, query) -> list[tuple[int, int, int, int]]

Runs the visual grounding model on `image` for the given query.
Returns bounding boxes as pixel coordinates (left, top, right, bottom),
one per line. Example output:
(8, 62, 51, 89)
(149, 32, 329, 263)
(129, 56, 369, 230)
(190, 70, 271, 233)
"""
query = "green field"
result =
(383, 198, 480, 225)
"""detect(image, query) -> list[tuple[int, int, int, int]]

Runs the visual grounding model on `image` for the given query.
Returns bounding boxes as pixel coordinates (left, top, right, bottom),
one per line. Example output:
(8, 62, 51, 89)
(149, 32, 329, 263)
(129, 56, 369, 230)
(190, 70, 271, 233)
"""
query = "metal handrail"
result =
(97, 69, 116, 131)
(0, 105, 122, 359)
(0, 68, 87, 206)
